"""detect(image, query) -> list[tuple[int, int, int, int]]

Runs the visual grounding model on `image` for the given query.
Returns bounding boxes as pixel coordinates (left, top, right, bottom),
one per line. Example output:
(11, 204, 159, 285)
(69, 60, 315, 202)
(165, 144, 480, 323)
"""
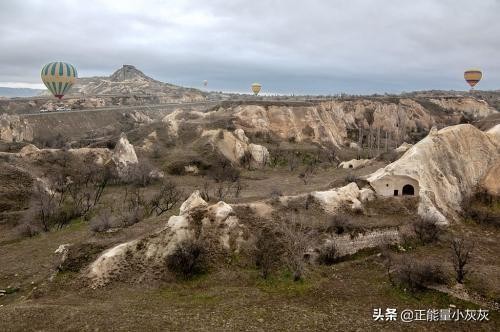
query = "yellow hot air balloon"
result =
(251, 83, 261, 95)
(464, 68, 482, 90)
(41, 62, 78, 99)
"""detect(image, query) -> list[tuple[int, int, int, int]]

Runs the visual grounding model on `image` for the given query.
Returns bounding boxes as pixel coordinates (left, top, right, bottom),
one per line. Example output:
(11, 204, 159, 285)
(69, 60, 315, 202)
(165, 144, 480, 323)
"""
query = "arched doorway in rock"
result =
(402, 184, 415, 196)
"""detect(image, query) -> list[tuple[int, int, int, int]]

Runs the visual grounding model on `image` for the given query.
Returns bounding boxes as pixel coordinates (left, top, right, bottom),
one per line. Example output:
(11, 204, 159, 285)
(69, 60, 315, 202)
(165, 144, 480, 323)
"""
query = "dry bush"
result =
(278, 215, 312, 281)
(463, 189, 500, 227)
(450, 237, 474, 284)
(298, 164, 315, 185)
(166, 161, 186, 176)
(394, 257, 447, 293)
(166, 239, 207, 278)
(254, 227, 283, 279)
(317, 241, 339, 265)
(270, 188, 283, 199)
(326, 214, 354, 235)
(344, 173, 359, 184)
(200, 181, 211, 202)
(90, 208, 116, 233)
(239, 150, 253, 170)
(127, 160, 156, 187)
(16, 218, 41, 238)
(411, 216, 441, 244)
(208, 156, 240, 183)
(119, 186, 147, 226)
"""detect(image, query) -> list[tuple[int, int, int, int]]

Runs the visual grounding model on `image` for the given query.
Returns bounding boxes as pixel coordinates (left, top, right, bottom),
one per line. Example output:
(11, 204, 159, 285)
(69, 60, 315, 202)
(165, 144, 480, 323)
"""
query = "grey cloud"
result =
(0, 0, 499, 93)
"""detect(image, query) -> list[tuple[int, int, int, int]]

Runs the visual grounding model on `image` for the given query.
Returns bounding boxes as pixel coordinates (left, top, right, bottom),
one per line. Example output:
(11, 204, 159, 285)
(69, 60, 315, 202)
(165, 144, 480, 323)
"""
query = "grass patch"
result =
(255, 270, 314, 296)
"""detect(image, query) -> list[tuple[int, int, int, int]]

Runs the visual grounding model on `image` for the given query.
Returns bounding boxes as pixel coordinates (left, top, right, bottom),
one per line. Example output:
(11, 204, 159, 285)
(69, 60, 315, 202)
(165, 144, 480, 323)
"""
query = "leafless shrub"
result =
(451, 237, 474, 284)
(166, 161, 186, 175)
(278, 215, 311, 281)
(254, 227, 282, 279)
(166, 238, 207, 278)
(16, 218, 41, 238)
(90, 208, 115, 233)
(148, 180, 183, 216)
(270, 188, 283, 199)
(200, 181, 211, 202)
(395, 257, 447, 293)
(344, 173, 359, 184)
(411, 216, 441, 244)
(298, 164, 315, 185)
(317, 241, 339, 265)
(119, 186, 147, 225)
(327, 214, 354, 235)
(128, 160, 156, 187)
(239, 150, 253, 170)
(287, 151, 300, 171)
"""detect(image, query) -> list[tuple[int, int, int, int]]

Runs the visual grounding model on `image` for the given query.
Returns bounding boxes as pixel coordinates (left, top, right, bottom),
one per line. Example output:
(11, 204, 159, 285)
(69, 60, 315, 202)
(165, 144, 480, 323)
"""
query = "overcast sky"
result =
(0, 0, 499, 94)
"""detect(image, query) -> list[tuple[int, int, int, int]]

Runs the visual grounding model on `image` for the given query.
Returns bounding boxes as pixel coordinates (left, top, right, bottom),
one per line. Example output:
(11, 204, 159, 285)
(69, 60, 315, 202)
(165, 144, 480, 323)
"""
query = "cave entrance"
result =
(402, 184, 415, 196)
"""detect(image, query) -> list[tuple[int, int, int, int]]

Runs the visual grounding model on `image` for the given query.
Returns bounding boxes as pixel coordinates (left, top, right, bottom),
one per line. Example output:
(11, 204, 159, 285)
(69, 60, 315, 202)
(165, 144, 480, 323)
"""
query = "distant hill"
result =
(40, 65, 206, 101)
(0, 87, 44, 98)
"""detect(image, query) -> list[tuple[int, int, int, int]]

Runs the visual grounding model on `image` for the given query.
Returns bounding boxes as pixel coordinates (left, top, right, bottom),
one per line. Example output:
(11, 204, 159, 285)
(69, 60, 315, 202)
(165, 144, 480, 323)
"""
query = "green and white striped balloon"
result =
(41, 62, 78, 99)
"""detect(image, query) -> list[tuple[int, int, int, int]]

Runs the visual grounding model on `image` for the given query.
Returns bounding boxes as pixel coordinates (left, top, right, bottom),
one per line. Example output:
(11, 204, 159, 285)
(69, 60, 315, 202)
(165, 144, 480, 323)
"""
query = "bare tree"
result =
(278, 214, 311, 281)
(298, 164, 315, 185)
(31, 182, 58, 232)
(395, 108, 408, 147)
(451, 237, 475, 283)
(149, 181, 183, 216)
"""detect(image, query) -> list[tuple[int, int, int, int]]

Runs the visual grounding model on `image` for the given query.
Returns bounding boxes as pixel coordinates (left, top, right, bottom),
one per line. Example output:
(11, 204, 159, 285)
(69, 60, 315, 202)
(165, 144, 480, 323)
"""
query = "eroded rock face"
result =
(367, 124, 500, 223)
(202, 129, 269, 168)
(231, 98, 497, 148)
(162, 109, 182, 137)
(429, 97, 496, 120)
(112, 133, 138, 175)
(0, 114, 33, 142)
(87, 192, 249, 288)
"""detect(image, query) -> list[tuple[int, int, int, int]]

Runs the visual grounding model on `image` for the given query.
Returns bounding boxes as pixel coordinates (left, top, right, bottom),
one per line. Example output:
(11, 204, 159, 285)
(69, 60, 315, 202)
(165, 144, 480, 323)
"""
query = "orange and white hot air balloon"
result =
(464, 69, 482, 90)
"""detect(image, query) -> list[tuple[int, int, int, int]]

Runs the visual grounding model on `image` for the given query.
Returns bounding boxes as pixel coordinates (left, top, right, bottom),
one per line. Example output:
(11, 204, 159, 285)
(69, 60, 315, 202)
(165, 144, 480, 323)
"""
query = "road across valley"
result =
(21, 100, 221, 117)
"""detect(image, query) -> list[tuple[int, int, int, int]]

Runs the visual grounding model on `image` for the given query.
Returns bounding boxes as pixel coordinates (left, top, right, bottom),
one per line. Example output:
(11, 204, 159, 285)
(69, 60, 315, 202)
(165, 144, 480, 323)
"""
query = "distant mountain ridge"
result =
(0, 87, 44, 98)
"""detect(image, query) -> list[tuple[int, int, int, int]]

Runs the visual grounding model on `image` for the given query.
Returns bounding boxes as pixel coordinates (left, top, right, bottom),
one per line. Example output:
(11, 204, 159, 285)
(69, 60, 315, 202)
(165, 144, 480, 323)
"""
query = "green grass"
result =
(255, 270, 315, 296)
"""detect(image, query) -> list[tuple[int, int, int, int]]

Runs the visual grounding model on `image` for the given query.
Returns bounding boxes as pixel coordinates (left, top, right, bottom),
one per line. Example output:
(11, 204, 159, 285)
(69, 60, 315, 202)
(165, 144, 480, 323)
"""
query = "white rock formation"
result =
(18, 144, 39, 156)
(338, 159, 372, 169)
(162, 109, 182, 137)
(202, 129, 269, 168)
(429, 97, 496, 119)
(112, 133, 138, 176)
(395, 142, 413, 153)
(311, 182, 365, 213)
(0, 114, 33, 142)
(367, 124, 500, 223)
(87, 192, 248, 287)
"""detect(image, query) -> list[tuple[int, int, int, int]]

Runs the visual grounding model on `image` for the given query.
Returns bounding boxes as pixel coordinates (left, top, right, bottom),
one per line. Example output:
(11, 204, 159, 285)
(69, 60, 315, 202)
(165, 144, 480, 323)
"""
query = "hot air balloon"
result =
(251, 83, 261, 95)
(41, 62, 78, 99)
(464, 68, 482, 90)
(203, 80, 208, 87)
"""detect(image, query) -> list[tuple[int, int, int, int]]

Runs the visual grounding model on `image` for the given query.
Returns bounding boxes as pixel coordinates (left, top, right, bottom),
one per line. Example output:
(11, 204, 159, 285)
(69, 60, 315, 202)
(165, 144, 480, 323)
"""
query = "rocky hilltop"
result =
(66, 65, 205, 101)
